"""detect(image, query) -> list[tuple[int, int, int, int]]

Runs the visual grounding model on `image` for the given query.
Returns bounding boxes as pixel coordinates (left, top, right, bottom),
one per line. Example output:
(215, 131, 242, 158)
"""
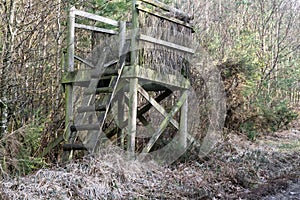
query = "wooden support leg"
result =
(179, 90, 188, 149)
(62, 84, 74, 162)
(127, 78, 138, 156)
(117, 88, 125, 149)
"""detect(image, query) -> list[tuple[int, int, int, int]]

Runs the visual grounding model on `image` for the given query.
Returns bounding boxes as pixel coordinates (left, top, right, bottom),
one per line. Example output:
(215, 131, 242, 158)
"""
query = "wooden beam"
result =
(64, 7, 76, 146)
(75, 23, 117, 34)
(117, 89, 125, 149)
(138, 0, 193, 22)
(73, 9, 119, 27)
(138, 89, 172, 116)
(117, 22, 127, 149)
(127, 0, 139, 156)
(68, 7, 75, 72)
(142, 90, 188, 153)
(74, 55, 94, 68)
(136, 3, 192, 29)
(139, 34, 195, 54)
(138, 86, 179, 129)
(122, 65, 190, 89)
(110, 90, 201, 149)
(179, 91, 188, 148)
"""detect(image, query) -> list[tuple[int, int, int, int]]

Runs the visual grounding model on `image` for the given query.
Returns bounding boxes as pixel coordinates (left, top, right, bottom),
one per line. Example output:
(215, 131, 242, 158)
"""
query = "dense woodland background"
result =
(0, 0, 299, 176)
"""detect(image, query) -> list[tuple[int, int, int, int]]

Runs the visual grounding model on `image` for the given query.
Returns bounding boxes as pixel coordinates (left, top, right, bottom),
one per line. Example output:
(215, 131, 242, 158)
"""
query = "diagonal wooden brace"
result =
(138, 86, 179, 129)
(142, 90, 188, 153)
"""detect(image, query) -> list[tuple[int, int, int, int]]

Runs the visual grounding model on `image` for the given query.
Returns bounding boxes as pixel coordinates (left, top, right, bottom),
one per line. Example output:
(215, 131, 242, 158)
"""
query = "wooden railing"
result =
(65, 7, 125, 143)
(136, 0, 193, 28)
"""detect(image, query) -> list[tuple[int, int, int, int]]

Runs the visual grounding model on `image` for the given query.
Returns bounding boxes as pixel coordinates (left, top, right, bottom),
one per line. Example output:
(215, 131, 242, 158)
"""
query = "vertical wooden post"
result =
(117, 21, 126, 149)
(65, 6, 75, 146)
(117, 88, 125, 149)
(119, 21, 126, 57)
(179, 90, 188, 149)
(127, 0, 139, 156)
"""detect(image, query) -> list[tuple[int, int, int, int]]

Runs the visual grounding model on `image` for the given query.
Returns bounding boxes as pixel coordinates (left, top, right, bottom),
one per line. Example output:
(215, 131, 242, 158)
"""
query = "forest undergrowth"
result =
(1, 118, 299, 199)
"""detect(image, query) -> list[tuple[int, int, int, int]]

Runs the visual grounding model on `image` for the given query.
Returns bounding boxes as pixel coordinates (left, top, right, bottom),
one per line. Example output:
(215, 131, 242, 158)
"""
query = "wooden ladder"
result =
(63, 23, 127, 155)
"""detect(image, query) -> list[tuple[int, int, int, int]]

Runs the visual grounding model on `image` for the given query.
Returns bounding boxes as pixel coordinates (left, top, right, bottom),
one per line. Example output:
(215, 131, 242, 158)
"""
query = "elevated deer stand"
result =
(58, 0, 194, 161)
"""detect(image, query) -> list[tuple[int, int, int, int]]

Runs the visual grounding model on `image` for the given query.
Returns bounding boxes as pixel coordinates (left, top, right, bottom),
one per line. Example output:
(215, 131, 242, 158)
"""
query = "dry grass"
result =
(1, 130, 300, 199)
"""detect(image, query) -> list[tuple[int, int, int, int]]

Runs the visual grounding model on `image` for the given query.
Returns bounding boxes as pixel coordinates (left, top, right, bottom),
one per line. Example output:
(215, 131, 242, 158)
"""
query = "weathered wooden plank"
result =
(136, 3, 192, 28)
(179, 91, 188, 148)
(75, 23, 117, 34)
(117, 89, 125, 149)
(138, 0, 193, 21)
(64, 7, 76, 149)
(139, 34, 195, 53)
(117, 22, 127, 150)
(68, 7, 75, 72)
(122, 65, 190, 89)
(127, 1, 139, 155)
(113, 89, 171, 130)
(73, 9, 119, 27)
(62, 70, 91, 84)
(119, 21, 126, 57)
(63, 66, 190, 89)
(138, 86, 179, 129)
(74, 55, 95, 68)
(138, 89, 172, 115)
(103, 59, 119, 68)
(142, 90, 188, 153)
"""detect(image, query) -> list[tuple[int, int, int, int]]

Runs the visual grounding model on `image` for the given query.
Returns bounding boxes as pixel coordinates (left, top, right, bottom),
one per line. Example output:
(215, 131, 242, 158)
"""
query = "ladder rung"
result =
(63, 144, 87, 151)
(72, 124, 100, 131)
(84, 87, 113, 95)
(77, 105, 106, 113)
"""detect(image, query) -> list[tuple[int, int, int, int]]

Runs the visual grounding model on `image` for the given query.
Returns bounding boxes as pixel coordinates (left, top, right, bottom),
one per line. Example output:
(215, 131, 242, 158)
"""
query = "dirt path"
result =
(263, 127, 300, 200)
(263, 180, 300, 200)
(233, 125, 300, 199)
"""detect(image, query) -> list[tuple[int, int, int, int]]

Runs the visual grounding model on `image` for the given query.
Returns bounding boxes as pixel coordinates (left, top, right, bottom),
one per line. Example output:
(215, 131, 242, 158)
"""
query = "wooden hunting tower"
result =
(60, 0, 195, 160)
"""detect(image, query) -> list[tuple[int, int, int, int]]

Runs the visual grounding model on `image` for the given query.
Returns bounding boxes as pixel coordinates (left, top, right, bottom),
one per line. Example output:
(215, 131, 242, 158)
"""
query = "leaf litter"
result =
(1, 129, 300, 199)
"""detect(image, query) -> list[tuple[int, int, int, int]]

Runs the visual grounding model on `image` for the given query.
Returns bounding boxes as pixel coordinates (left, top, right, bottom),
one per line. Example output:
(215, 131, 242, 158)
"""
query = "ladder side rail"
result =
(92, 21, 128, 152)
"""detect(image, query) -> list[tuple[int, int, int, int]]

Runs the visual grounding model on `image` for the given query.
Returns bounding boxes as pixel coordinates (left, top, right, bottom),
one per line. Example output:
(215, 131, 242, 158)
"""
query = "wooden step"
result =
(77, 105, 106, 113)
(71, 124, 100, 131)
(84, 87, 113, 95)
(63, 143, 87, 151)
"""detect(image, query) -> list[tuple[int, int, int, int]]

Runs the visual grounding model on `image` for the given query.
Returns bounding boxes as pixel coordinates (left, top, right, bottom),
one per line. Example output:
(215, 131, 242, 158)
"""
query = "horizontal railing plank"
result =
(73, 9, 119, 26)
(138, 0, 193, 22)
(75, 23, 117, 34)
(136, 3, 193, 28)
(139, 34, 195, 54)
